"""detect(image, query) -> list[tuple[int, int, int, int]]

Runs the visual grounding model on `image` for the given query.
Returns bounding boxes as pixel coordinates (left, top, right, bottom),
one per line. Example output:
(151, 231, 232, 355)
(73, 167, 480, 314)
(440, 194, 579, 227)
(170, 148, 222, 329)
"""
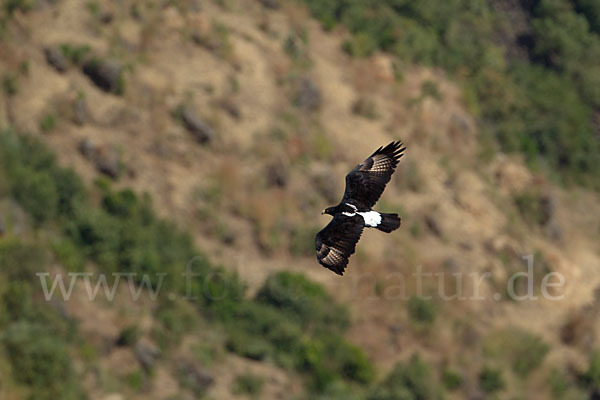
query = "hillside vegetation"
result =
(302, 0, 600, 188)
(0, 0, 599, 399)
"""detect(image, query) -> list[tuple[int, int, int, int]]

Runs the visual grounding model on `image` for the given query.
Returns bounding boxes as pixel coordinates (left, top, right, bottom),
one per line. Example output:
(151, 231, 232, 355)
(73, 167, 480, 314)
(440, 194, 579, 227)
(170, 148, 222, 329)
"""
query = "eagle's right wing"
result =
(342, 141, 405, 209)
(315, 214, 364, 275)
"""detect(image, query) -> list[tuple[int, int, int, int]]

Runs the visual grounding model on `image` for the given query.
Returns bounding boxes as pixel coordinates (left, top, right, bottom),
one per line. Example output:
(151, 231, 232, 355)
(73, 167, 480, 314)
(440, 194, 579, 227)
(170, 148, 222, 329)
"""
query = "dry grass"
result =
(1, 0, 600, 399)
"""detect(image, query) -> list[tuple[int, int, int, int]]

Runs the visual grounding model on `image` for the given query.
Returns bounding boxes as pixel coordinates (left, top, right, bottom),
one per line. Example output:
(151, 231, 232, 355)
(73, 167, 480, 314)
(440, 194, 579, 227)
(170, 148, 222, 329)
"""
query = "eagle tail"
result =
(376, 213, 401, 233)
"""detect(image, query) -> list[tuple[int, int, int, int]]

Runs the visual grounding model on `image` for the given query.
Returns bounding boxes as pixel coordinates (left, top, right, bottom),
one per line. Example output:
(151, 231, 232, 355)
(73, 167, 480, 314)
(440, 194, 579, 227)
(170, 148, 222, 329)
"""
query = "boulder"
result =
(295, 77, 321, 112)
(217, 98, 241, 120)
(424, 214, 443, 237)
(73, 96, 89, 125)
(177, 361, 214, 394)
(95, 146, 120, 179)
(180, 105, 215, 143)
(77, 138, 120, 179)
(265, 161, 288, 188)
(539, 193, 557, 226)
(258, 0, 280, 9)
(135, 341, 160, 372)
(78, 138, 96, 159)
(44, 46, 68, 73)
(82, 59, 124, 94)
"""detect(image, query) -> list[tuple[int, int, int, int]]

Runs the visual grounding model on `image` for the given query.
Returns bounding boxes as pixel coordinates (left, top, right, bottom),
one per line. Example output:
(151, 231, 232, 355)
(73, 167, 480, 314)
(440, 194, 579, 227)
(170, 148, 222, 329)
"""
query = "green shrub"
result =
(51, 238, 85, 272)
(39, 113, 57, 133)
(581, 351, 600, 391)
(221, 274, 372, 391)
(125, 369, 145, 391)
(255, 271, 349, 332)
(2, 73, 18, 96)
(421, 80, 443, 101)
(0, 131, 86, 223)
(575, 0, 600, 34)
(11, 168, 58, 225)
(1, 281, 35, 324)
(312, 381, 364, 400)
(152, 298, 198, 350)
(2, 322, 83, 400)
(442, 368, 462, 390)
(514, 189, 546, 226)
(549, 368, 569, 397)
(484, 328, 549, 376)
(52, 167, 86, 217)
(221, 301, 303, 360)
(59, 43, 91, 65)
(367, 354, 443, 400)
(226, 333, 271, 361)
(479, 366, 504, 394)
(407, 296, 436, 324)
(342, 32, 378, 57)
(0, 239, 48, 282)
(233, 373, 265, 397)
(3, 0, 34, 15)
(302, 336, 375, 388)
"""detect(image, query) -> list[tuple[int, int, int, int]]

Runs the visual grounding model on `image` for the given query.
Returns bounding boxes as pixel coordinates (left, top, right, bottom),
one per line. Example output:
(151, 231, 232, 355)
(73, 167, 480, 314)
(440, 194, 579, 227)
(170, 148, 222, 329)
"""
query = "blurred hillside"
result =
(1, 0, 600, 399)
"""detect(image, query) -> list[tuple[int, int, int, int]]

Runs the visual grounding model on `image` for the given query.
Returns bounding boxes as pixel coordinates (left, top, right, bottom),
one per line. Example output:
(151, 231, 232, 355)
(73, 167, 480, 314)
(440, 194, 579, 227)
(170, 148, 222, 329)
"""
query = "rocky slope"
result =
(1, 0, 600, 399)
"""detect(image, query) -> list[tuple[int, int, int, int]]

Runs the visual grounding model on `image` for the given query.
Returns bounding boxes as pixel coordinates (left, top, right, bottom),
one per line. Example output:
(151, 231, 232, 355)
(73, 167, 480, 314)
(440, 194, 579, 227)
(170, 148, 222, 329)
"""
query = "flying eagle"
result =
(316, 141, 406, 275)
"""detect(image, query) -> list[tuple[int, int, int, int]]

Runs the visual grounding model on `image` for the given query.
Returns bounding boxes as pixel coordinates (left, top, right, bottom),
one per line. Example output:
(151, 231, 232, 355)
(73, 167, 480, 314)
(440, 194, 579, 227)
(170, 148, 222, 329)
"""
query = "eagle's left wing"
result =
(342, 141, 405, 209)
(315, 214, 364, 275)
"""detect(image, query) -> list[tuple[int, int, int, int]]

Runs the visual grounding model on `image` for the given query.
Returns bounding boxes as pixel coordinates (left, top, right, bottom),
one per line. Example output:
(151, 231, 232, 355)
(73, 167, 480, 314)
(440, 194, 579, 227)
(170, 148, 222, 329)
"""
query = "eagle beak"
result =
(321, 209, 326, 215)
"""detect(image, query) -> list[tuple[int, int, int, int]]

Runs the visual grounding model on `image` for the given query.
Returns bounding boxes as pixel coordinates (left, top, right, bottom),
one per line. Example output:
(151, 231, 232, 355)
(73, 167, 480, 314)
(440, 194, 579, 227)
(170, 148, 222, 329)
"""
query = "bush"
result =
(0, 131, 86, 224)
(3, 0, 34, 15)
(11, 168, 58, 225)
(407, 296, 436, 324)
(301, 336, 375, 390)
(0, 239, 48, 282)
(59, 43, 91, 65)
(255, 271, 349, 332)
(581, 351, 600, 391)
(39, 113, 57, 133)
(226, 333, 271, 361)
(442, 368, 462, 390)
(368, 354, 443, 400)
(51, 238, 85, 272)
(222, 301, 303, 361)
(233, 373, 265, 397)
(1, 281, 35, 324)
(484, 328, 549, 376)
(575, 0, 600, 34)
(2, 322, 83, 400)
(152, 298, 198, 350)
(221, 274, 372, 392)
(479, 366, 504, 394)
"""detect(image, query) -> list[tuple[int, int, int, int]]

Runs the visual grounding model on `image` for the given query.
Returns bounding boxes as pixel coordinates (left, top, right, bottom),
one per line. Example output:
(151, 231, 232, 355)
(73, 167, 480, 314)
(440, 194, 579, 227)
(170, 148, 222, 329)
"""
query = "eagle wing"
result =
(315, 214, 364, 275)
(342, 141, 405, 209)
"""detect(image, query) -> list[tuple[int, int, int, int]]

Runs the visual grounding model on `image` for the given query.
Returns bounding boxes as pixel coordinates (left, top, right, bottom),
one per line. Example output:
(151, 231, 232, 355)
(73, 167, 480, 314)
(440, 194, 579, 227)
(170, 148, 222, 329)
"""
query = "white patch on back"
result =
(345, 203, 358, 212)
(342, 212, 356, 217)
(358, 211, 382, 227)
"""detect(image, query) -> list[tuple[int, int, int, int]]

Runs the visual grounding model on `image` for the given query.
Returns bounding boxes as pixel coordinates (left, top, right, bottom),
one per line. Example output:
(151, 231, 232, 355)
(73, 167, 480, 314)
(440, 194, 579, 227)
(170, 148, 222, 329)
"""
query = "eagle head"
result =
(322, 207, 336, 216)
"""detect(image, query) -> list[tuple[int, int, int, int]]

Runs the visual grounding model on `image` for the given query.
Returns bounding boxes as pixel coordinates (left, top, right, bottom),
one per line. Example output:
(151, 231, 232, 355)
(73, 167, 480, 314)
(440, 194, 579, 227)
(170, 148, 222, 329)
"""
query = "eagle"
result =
(315, 141, 406, 275)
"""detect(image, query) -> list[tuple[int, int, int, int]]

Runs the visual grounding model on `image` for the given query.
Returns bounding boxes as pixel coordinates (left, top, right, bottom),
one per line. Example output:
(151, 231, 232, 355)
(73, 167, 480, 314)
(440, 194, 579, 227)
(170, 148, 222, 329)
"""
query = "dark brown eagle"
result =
(315, 141, 406, 275)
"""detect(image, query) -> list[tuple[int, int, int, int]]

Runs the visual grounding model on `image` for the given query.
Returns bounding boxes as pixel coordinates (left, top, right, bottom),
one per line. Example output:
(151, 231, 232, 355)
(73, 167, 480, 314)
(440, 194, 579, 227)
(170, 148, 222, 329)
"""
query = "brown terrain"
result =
(1, 0, 600, 399)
